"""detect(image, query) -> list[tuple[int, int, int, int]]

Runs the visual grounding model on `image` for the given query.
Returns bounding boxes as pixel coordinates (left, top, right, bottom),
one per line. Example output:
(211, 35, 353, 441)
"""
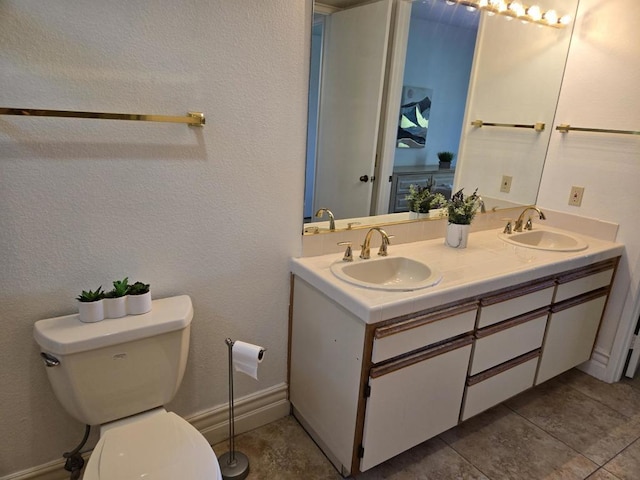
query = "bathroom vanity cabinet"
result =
(289, 253, 619, 477)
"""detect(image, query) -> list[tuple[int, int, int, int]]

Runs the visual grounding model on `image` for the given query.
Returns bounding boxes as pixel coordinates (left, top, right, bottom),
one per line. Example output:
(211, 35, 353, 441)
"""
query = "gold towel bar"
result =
(471, 120, 545, 132)
(0, 108, 205, 127)
(556, 124, 639, 136)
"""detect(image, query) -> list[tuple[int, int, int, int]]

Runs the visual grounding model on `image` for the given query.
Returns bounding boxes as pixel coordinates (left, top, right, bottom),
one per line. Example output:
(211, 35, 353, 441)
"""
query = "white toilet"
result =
(33, 295, 222, 480)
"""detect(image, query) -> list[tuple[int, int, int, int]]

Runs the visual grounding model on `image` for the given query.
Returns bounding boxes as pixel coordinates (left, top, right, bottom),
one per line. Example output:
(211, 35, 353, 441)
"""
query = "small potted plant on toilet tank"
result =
(76, 286, 105, 323)
(127, 281, 152, 315)
(103, 277, 129, 319)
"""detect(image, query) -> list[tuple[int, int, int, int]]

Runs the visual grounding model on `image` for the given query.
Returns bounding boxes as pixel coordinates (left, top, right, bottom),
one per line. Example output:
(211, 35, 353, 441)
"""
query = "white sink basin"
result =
(498, 229, 588, 252)
(330, 256, 442, 291)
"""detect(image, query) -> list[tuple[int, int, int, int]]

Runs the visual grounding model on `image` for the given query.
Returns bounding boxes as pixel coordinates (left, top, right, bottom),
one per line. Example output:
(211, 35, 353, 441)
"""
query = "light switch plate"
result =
(500, 175, 512, 193)
(569, 186, 585, 206)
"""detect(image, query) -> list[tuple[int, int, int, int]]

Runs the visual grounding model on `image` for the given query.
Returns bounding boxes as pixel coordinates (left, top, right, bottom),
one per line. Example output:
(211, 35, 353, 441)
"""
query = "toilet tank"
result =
(34, 295, 194, 426)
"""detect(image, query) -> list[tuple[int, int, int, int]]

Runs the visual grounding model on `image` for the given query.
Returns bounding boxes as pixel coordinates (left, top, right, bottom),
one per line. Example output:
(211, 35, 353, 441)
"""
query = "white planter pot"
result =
(445, 222, 470, 249)
(78, 300, 104, 323)
(104, 296, 127, 319)
(409, 210, 429, 220)
(127, 292, 152, 315)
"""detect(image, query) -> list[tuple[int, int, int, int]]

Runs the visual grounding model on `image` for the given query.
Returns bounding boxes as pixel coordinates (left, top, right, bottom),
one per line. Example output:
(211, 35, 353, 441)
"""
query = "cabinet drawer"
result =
(478, 282, 554, 329)
(372, 303, 477, 363)
(470, 309, 547, 375)
(462, 352, 539, 421)
(555, 268, 614, 303)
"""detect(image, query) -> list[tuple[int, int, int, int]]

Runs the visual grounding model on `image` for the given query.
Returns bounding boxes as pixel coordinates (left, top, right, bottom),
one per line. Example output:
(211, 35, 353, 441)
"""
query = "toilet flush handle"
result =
(40, 352, 60, 367)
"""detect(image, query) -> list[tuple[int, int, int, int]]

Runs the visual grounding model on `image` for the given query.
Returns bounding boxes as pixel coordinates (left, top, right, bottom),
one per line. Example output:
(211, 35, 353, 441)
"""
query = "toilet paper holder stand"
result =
(218, 338, 266, 480)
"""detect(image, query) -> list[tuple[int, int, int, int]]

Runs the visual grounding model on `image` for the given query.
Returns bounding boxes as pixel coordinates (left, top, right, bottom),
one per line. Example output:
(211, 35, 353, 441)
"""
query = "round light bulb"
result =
(478, 0, 489, 7)
(559, 14, 572, 25)
(527, 5, 542, 21)
(543, 9, 558, 25)
(466, 6, 477, 12)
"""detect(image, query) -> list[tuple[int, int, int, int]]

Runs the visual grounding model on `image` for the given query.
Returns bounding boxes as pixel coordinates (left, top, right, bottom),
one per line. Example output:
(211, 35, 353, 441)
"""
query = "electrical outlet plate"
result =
(569, 186, 585, 206)
(500, 175, 512, 193)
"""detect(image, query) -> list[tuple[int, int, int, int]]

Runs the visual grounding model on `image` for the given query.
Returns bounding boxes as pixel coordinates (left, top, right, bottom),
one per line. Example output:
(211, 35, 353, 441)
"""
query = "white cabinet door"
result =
(360, 337, 472, 472)
(537, 292, 607, 384)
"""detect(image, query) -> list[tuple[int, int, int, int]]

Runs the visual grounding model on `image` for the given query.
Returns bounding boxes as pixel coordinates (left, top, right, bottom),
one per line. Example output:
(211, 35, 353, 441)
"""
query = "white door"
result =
(313, 0, 392, 220)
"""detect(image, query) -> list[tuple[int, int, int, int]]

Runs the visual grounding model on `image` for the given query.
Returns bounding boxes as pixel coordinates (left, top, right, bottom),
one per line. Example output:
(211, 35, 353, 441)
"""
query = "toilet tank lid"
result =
(33, 295, 193, 355)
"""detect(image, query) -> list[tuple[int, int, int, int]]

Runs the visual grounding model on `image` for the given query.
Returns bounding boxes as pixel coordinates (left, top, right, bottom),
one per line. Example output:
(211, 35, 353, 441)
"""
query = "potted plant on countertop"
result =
(127, 281, 152, 315)
(103, 277, 129, 319)
(437, 151, 455, 170)
(445, 188, 481, 249)
(76, 286, 105, 323)
(406, 180, 447, 219)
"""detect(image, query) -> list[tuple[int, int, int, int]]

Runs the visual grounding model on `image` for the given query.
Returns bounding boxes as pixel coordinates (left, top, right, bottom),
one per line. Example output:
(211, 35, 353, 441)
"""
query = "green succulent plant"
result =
(76, 286, 104, 302)
(105, 277, 129, 298)
(127, 281, 150, 296)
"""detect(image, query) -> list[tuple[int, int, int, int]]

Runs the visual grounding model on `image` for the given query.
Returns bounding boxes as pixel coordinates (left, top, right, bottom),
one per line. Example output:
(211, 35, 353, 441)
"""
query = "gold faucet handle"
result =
(337, 241, 353, 262)
(347, 222, 361, 230)
(525, 217, 533, 230)
(378, 235, 394, 256)
(502, 219, 512, 234)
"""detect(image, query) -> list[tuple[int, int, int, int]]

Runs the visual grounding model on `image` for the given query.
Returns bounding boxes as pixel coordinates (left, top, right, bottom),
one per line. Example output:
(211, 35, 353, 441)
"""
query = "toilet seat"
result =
(83, 409, 222, 480)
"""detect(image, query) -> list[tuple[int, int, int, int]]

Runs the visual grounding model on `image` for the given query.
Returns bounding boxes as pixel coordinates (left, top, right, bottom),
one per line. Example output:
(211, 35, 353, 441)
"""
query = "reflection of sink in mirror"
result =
(498, 229, 588, 252)
(330, 256, 442, 291)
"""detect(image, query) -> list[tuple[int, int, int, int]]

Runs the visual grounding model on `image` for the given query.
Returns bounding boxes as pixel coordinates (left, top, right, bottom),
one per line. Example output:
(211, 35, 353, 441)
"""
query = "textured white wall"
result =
(0, 0, 310, 475)
(538, 0, 640, 378)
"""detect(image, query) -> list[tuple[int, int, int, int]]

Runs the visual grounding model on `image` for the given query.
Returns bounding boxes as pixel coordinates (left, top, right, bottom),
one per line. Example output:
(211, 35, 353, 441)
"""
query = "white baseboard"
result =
(578, 347, 611, 382)
(2, 383, 290, 480)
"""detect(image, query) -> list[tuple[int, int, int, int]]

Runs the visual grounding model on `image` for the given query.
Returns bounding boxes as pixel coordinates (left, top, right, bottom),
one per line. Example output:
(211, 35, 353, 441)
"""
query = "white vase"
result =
(104, 296, 127, 319)
(127, 292, 152, 315)
(445, 222, 470, 249)
(78, 300, 104, 323)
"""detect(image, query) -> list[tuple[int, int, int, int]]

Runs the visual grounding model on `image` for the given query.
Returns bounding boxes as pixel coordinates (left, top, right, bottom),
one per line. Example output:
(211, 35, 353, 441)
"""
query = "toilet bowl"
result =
(33, 295, 222, 480)
(83, 408, 221, 480)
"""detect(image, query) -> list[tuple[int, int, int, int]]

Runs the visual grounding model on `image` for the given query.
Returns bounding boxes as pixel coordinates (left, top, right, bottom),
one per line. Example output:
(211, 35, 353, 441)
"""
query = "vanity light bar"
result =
(444, 0, 571, 28)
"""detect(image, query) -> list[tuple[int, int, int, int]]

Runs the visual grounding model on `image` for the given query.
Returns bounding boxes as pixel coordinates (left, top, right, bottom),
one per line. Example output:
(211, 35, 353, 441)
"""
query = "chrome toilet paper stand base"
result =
(218, 338, 250, 480)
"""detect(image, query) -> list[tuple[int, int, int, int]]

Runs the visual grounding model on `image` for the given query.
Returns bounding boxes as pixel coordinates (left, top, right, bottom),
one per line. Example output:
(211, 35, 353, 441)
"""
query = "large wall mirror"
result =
(304, 0, 578, 233)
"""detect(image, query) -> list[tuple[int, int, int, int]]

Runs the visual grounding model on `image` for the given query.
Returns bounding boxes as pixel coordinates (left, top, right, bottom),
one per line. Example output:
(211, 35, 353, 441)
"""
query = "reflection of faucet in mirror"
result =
(514, 206, 546, 232)
(315, 208, 335, 231)
(478, 196, 486, 214)
(360, 227, 391, 260)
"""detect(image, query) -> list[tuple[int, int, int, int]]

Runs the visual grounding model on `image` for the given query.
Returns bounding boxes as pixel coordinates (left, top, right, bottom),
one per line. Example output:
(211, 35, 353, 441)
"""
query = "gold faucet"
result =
(315, 208, 335, 231)
(514, 206, 546, 232)
(360, 227, 391, 259)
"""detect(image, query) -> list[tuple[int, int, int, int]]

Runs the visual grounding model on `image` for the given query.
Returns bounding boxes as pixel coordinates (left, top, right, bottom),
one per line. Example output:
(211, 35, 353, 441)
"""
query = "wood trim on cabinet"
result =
(351, 323, 377, 476)
(467, 349, 541, 386)
(551, 287, 609, 313)
(369, 335, 474, 379)
(556, 258, 618, 285)
(480, 279, 556, 307)
(374, 301, 478, 339)
(475, 307, 550, 339)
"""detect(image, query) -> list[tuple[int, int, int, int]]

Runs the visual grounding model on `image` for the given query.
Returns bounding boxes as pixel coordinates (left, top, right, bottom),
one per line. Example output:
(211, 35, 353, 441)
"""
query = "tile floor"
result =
(213, 370, 640, 479)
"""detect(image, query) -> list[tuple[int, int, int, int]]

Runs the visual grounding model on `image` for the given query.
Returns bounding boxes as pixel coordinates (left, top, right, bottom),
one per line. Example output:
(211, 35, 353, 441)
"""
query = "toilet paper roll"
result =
(233, 340, 265, 380)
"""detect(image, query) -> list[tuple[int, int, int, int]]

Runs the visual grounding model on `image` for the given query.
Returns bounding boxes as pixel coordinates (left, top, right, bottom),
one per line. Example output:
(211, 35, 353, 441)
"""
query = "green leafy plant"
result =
(127, 281, 150, 296)
(447, 188, 481, 225)
(406, 179, 447, 214)
(76, 286, 104, 303)
(437, 151, 455, 164)
(105, 277, 129, 298)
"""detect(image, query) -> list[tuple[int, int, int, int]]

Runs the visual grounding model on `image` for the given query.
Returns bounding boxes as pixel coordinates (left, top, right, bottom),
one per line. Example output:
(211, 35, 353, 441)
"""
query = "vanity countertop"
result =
(291, 226, 624, 324)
